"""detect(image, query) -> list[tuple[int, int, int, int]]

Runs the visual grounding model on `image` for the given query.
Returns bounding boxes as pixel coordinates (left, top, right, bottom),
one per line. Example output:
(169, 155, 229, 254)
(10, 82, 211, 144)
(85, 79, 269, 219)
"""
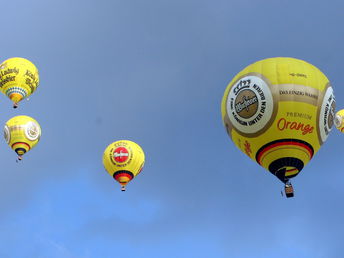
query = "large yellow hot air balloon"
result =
(4, 115, 41, 160)
(334, 109, 344, 133)
(0, 57, 39, 108)
(103, 140, 145, 191)
(221, 57, 335, 197)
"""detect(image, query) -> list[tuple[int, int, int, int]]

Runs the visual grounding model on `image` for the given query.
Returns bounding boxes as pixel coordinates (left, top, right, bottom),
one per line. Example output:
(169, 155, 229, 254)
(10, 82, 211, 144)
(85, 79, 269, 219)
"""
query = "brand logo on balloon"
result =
(318, 86, 335, 143)
(3, 125, 10, 144)
(226, 75, 274, 135)
(25, 121, 40, 141)
(235, 90, 258, 119)
(277, 118, 314, 135)
(113, 147, 129, 163)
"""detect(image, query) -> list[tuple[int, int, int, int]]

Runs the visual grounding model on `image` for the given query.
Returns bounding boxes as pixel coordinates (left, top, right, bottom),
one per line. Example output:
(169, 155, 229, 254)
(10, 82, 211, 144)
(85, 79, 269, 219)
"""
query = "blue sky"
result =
(0, 0, 344, 257)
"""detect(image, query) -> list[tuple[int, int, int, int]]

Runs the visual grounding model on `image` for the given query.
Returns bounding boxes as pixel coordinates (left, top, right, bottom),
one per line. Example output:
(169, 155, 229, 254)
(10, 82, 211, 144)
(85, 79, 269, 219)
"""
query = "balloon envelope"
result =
(0, 57, 39, 106)
(221, 57, 335, 183)
(4, 115, 41, 158)
(102, 140, 145, 190)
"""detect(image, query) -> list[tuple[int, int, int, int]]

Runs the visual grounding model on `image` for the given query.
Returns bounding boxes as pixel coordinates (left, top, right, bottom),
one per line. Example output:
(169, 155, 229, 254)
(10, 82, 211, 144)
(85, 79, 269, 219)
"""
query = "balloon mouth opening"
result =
(14, 148, 27, 156)
(12, 142, 31, 156)
(9, 93, 23, 103)
(255, 139, 314, 183)
(113, 170, 134, 188)
(270, 157, 304, 183)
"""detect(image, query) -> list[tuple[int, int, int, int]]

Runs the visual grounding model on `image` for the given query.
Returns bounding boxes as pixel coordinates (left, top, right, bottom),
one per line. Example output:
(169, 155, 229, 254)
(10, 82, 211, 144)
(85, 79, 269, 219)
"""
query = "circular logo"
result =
(4, 125, 10, 144)
(113, 147, 129, 163)
(226, 75, 274, 134)
(235, 89, 259, 119)
(318, 86, 335, 143)
(25, 121, 41, 141)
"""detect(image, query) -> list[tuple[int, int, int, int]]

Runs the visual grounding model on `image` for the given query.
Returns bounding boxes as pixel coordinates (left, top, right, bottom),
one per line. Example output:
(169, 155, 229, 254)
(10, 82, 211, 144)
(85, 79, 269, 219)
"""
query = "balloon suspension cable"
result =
(13, 103, 18, 109)
(121, 186, 126, 192)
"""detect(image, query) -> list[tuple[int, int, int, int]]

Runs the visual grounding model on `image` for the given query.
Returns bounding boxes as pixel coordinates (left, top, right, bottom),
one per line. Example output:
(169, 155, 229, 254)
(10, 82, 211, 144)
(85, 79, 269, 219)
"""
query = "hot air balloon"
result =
(221, 57, 335, 198)
(0, 57, 39, 108)
(103, 140, 145, 191)
(334, 109, 344, 133)
(4, 115, 41, 161)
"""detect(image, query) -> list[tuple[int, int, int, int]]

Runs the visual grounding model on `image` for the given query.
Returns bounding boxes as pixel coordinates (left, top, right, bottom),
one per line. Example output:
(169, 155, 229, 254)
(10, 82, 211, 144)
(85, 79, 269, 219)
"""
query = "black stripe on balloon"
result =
(113, 170, 134, 180)
(268, 157, 304, 183)
(15, 148, 26, 155)
(255, 138, 314, 163)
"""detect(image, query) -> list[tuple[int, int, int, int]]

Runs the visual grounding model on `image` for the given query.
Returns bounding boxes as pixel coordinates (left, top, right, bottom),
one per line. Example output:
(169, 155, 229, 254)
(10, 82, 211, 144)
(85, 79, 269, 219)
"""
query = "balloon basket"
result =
(285, 184, 294, 198)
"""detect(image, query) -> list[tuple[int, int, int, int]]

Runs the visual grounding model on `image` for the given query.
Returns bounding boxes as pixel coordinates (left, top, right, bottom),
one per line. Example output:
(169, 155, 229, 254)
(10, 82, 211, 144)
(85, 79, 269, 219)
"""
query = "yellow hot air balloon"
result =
(4, 115, 41, 160)
(221, 57, 335, 197)
(334, 109, 344, 133)
(0, 57, 39, 108)
(103, 140, 145, 191)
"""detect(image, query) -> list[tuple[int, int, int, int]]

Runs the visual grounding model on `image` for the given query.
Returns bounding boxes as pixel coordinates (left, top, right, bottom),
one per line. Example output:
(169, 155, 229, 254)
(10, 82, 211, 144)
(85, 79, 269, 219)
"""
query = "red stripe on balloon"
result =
(257, 141, 313, 165)
(114, 172, 133, 182)
(11, 142, 31, 150)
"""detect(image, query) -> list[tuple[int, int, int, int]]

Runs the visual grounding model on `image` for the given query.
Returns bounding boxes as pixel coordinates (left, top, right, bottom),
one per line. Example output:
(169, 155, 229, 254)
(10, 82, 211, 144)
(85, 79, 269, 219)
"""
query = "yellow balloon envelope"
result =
(221, 57, 335, 192)
(103, 140, 145, 191)
(0, 57, 39, 108)
(4, 115, 41, 160)
(334, 109, 344, 133)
